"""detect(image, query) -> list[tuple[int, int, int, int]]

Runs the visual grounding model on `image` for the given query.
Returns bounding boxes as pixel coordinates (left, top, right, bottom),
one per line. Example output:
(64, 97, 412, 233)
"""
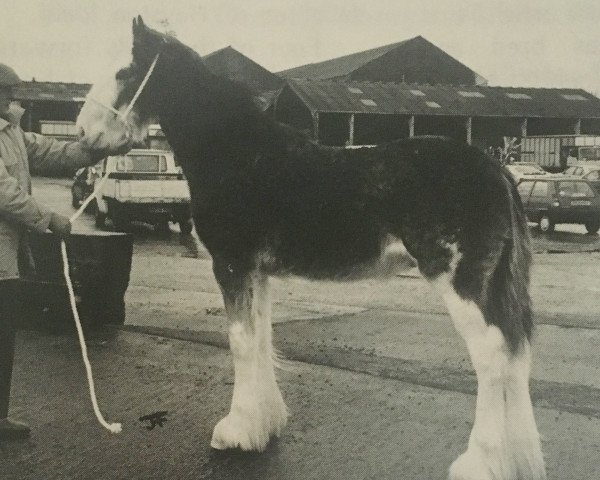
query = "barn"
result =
(13, 80, 90, 139)
(277, 35, 488, 86)
(274, 37, 600, 149)
(272, 79, 600, 149)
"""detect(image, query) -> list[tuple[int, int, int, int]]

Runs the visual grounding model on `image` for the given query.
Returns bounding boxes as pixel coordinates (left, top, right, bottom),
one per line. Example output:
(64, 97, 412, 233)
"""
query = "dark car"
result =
(563, 164, 600, 193)
(517, 175, 600, 234)
(71, 165, 100, 210)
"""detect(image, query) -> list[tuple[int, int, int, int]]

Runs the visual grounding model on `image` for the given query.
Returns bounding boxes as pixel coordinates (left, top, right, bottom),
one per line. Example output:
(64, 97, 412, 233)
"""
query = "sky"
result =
(2, 0, 600, 94)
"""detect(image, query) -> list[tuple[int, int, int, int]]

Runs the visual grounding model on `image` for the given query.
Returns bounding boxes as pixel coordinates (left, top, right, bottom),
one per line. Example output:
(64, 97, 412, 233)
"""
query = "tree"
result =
(158, 18, 177, 38)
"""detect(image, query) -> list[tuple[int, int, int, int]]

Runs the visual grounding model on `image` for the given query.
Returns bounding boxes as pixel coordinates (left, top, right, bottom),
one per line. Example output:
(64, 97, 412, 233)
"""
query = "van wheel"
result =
(95, 208, 106, 228)
(538, 215, 554, 233)
(112, 213, 129, 232)
(179, 218, 193, 235)
(109, 204, 128, 232)
(585, 220, 600, 235)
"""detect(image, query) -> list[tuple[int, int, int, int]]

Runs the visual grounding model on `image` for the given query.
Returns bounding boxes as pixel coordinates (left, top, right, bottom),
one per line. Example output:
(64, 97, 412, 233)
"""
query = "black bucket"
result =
(20, 231, 133, 332)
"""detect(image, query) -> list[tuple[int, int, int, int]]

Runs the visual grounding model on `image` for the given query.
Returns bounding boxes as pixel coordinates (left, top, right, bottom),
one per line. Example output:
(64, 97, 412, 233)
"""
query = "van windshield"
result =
(116, 154, 167, 172)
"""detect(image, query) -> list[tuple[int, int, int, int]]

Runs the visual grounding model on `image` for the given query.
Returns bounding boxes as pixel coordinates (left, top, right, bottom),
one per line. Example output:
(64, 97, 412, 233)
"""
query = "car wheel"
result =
(585, 220, 600, 235)
(155, 221, 171, 234)
(538, 215, 554, 233)
(71, 186, 82, 208)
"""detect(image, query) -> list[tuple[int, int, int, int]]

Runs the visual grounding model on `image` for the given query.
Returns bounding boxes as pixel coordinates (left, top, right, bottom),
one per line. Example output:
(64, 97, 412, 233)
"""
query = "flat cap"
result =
(0, 63, 21, 87)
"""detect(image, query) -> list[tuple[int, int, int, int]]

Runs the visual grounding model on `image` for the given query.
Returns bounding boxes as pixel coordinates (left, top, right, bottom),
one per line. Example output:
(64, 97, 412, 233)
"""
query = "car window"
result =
(531, 181, 549, 197)
(558, 181, 595, 198)
(517, 181, 534, 199)
(584, 170, 600, 181)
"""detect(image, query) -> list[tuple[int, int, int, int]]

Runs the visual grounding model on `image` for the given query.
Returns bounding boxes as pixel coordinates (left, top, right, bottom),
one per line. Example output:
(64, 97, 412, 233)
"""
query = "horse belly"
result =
(263, 232, 417, 281)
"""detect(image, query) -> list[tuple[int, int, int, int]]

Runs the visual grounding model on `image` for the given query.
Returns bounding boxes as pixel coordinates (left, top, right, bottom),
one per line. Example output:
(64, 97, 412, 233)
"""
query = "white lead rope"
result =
(61, 174, 121, 433)
(60, 52, 160, 434)
(61, 241, 122, 433)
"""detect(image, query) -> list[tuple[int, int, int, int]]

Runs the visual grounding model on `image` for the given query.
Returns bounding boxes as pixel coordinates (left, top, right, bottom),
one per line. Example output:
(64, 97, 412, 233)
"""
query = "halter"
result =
(87, 52, 160, 126)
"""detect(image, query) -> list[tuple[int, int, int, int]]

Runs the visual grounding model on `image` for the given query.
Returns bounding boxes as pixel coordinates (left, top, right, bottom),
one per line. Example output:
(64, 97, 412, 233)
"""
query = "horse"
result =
(76, 16, 547, 480)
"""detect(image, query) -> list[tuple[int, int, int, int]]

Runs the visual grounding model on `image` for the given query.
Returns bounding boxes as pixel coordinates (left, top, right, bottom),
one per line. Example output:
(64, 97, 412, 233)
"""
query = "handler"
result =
(0, 63, 131, 440)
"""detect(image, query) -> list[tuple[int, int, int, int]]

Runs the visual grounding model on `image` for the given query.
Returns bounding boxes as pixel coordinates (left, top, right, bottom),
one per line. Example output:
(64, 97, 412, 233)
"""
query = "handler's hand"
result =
(87, 131, 134, 162)
(48, 213, 72, 238)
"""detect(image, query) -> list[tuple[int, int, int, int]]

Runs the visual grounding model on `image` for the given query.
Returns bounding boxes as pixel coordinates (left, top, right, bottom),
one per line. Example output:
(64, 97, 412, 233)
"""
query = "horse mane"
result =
(145, 33, 312, 164)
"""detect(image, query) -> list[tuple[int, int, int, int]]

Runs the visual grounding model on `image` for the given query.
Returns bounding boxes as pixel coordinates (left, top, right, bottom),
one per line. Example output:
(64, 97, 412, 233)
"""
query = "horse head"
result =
(78, 15, 267, 158)
(77, 15, 209, 151)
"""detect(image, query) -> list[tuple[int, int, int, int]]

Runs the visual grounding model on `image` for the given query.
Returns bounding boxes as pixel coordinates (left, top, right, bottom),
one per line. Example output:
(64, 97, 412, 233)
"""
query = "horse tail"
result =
(485, 170, 534, 351)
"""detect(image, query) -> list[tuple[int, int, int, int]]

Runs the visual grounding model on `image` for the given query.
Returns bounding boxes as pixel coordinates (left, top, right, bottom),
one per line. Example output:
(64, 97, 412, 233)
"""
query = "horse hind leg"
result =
(210, 264, 288, 451)
(434, 253, 545, 480)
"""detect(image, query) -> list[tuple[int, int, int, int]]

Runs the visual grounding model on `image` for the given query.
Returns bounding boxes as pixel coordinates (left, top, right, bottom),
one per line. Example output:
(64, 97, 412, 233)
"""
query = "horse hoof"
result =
(448, 450, 493, 480)
(210, 413, 267, 452)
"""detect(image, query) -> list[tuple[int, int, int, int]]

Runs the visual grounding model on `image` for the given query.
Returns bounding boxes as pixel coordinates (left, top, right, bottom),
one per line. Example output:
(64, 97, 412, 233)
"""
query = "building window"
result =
(348, 87, 363, 94)
(360, 99, 377, 106)
(458, 91, 485, 98)
(425, 101, 441, 108)
(506, 92, 532, 100)
(410, 89, 425, 96)
(561, 94, 588, 101)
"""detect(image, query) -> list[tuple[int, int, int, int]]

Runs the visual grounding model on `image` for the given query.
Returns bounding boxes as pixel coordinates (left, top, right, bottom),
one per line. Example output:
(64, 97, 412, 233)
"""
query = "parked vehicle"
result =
(517, 175, 600, 234)
(520, 135, 600, 172)
(505, 162, 548, 182)
(71, 165, 100, 209)
(562, 164, 600, 193)
(94, 149, 193, 233)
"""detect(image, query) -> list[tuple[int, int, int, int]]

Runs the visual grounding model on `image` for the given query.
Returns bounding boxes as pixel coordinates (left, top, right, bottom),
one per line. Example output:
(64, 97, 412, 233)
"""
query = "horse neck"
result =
(159, 83, 288, 166)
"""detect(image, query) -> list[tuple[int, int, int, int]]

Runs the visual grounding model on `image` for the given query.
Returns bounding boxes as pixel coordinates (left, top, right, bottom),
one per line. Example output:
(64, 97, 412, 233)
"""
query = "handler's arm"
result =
(23, 131, 100, 176)
(0, 156, 52, 232)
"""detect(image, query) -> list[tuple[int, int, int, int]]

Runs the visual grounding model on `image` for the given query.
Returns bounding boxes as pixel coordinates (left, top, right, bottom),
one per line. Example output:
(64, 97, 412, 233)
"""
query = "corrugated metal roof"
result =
(277, 39, 412, 80)
(13, 81, 91, 102)
(285, 79, 600, 118)
(203, 46, 284, 93)
(277, 36, 486, 85)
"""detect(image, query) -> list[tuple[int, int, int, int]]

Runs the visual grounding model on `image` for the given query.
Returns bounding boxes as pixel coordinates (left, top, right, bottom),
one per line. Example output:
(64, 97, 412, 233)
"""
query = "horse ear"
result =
(132, 15, 146, 34)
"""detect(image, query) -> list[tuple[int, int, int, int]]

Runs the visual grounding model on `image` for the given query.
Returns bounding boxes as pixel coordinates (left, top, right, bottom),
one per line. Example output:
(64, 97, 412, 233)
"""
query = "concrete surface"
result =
(2, 330, 600, 480)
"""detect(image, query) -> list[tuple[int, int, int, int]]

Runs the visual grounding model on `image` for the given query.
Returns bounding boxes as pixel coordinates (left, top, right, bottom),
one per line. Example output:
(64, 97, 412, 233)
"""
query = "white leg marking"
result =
(211, 273, 288, 451)
(441, 284, 546, 480)
(505, 345, 546, 479)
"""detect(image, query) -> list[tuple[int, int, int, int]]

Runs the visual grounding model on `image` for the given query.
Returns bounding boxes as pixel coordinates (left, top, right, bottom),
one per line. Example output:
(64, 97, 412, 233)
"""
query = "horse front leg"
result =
(210, 262, 288, 451)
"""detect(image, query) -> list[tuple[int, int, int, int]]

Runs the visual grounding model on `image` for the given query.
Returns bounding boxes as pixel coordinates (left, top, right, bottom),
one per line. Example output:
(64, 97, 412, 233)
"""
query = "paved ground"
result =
(1, 177, 598, 479)
(3, 329, 600, 480)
